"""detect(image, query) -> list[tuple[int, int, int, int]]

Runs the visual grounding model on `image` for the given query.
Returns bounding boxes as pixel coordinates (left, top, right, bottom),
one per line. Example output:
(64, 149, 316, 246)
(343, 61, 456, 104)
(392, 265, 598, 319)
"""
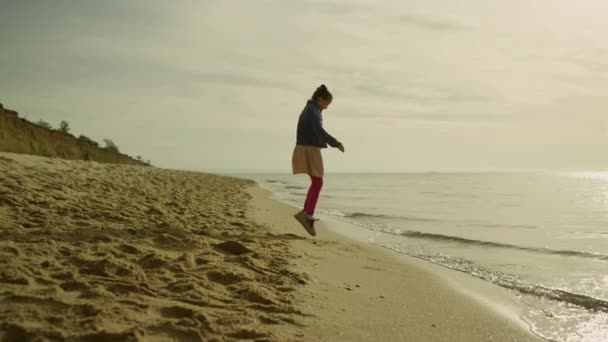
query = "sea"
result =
(239, 172, 608, 342)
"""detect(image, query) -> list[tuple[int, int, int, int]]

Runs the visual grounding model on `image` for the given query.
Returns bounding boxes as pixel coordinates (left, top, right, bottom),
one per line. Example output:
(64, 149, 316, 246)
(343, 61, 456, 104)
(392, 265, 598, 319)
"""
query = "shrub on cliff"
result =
(78, 135, 99, 147)
(36, 120, 53, 130)
(58, 120, 70, 134)
(103, 139, 120, 153)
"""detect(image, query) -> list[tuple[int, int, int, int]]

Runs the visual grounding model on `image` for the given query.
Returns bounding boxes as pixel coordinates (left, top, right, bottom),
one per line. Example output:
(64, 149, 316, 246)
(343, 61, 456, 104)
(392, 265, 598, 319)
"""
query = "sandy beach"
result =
(0, 152, 540, 341)
(0, 152, 307, 341)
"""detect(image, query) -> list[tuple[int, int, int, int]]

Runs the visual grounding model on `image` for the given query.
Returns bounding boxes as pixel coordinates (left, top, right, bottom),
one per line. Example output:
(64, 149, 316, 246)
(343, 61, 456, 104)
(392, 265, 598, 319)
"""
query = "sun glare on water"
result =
(569, 172, 608, 181)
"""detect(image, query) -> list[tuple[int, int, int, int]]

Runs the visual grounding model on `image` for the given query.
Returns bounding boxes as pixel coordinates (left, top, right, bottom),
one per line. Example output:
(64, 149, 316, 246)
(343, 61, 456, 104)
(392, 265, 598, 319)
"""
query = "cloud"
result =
(0, 0, 606, 171)
(398, 14, 465, 31)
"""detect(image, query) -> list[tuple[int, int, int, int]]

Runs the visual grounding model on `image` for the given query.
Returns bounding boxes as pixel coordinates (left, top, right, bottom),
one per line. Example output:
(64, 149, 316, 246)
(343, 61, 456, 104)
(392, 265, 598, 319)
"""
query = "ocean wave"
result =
(344, 212, 392, 219)
(418, 191, 479, 198)
(477, 223, 537, 229)
(320, 209, 440, 222)
(284, 185, 306, 190)
(566, 231, 608, 239)
(399, 230, 608, 261)
(373, 242, 608, 313)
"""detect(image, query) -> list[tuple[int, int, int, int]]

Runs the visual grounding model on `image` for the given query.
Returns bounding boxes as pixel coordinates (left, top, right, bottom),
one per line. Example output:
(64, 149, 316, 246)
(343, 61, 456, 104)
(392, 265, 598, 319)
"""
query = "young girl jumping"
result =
(292, 84, 345, 236)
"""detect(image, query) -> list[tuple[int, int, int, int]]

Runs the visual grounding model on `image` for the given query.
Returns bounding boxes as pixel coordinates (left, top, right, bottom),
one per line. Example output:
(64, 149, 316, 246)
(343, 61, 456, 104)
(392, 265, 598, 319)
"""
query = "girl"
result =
(292, 84, 345, 236)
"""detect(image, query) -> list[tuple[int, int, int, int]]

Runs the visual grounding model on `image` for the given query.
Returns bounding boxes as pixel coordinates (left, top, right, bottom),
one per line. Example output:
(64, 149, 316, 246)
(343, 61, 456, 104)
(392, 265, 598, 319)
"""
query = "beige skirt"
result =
(292, 145, 324, 178)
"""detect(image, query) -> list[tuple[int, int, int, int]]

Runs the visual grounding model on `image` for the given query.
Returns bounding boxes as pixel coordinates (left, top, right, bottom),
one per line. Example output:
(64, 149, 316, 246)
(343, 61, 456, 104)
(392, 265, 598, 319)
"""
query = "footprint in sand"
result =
(159, 305, 196, 319)
(117, 243, 141, 255)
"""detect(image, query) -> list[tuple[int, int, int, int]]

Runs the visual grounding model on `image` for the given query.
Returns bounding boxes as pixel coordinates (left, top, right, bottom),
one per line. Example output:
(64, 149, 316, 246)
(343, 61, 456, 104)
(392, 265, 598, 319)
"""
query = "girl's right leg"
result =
(303, 175, 323, 216)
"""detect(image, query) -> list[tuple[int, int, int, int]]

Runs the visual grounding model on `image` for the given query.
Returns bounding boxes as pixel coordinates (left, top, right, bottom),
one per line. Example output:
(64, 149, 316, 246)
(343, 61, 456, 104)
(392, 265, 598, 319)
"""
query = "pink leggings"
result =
(304, 176, 323, 216)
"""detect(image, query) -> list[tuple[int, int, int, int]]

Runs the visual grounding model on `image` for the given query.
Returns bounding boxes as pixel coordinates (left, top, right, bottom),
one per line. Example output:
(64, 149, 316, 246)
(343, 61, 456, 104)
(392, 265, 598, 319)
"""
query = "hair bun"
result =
(312, 84, 333, 101)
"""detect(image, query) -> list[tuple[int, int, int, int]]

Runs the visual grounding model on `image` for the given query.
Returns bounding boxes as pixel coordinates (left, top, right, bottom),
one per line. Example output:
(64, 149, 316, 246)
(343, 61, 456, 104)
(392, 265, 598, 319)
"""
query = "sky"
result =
(0, 0, 606, 173)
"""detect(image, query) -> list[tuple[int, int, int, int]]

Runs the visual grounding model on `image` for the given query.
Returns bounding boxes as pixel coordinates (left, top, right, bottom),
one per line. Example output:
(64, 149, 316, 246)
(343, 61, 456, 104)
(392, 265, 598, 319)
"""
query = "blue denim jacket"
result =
(296, 100, 340, 148)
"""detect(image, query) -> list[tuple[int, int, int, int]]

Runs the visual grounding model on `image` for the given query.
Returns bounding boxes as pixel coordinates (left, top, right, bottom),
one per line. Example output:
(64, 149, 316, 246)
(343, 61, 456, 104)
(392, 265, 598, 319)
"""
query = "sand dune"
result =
(0, 152, 308, 341)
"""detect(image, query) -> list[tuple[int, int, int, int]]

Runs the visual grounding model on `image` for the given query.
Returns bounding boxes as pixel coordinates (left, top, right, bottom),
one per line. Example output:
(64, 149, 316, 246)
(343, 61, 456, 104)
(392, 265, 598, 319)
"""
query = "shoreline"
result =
(247, 184, 543, 341)
(316, 215, 532, 330)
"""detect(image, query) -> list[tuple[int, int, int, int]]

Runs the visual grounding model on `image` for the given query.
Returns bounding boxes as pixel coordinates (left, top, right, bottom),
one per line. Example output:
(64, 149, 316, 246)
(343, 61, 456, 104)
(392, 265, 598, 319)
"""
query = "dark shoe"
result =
(294, 211, 316, 236)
